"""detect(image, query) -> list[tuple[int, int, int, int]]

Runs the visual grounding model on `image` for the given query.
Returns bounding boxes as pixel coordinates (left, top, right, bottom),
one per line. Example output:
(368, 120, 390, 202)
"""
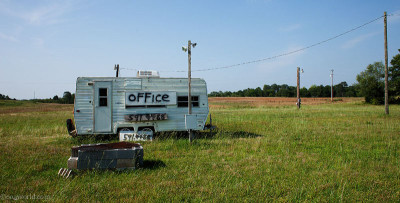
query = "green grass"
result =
(0, 100, 399, 201)
(0, 100, 30, 107)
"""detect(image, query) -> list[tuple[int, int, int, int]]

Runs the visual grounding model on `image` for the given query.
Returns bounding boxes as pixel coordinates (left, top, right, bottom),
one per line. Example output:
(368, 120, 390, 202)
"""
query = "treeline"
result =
(356, 50, 400, 104)
(209, 82, 359, 98)
(0, 94, 16, 100)
(209, 49, 400, 105)
(33, 91, 75, 104)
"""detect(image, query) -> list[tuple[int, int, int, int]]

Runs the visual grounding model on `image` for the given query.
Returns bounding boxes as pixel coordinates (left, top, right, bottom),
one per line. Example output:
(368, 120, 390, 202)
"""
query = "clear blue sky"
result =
(0, 0, 399, 99)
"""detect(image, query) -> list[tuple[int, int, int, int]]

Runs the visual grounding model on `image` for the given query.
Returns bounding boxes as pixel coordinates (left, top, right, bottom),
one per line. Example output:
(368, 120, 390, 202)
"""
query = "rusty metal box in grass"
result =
(67, 142, 143, 170)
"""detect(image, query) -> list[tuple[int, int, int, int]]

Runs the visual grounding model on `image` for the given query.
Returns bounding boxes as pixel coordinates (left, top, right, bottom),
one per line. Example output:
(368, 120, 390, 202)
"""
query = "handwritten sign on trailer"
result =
(125, 113, 168, 122)
(125, 91, 177, 106)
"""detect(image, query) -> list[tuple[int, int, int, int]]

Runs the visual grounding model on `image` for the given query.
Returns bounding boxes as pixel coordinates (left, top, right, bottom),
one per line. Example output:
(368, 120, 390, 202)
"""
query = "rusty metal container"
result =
(67, 142, 143, 170)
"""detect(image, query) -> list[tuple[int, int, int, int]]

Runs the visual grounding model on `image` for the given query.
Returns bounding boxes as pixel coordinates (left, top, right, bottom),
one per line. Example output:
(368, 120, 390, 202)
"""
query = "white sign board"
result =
(119, 131, 153, 141)
(125, 91, 176, 106)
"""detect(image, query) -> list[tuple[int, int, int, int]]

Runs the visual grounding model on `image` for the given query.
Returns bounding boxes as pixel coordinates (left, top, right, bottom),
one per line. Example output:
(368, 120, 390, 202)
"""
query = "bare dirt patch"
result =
(0, 103, 73, 114)
(209, 97, 363, 108)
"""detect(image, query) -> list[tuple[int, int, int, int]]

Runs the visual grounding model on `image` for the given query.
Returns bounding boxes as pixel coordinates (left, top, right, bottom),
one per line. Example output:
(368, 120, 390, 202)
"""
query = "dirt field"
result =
(208, 97, 364, 108)
(0, 102, 73, 114)
(0, 97, 364, 114)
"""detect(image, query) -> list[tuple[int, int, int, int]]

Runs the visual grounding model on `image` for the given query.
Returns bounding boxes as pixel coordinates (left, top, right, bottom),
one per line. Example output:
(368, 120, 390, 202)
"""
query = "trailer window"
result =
(99, 88, 108, 106)
(177, 96, 199, 107)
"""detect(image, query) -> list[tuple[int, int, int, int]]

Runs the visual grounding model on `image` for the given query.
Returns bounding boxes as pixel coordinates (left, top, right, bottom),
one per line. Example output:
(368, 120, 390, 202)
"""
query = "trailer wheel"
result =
(139, 128, 154, 140)
(141, 128, 153, 133)
(66, 119, 76, 137)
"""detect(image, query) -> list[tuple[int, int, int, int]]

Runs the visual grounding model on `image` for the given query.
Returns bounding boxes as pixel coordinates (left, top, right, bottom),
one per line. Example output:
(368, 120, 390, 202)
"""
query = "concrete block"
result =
(67, 157, 78, 169)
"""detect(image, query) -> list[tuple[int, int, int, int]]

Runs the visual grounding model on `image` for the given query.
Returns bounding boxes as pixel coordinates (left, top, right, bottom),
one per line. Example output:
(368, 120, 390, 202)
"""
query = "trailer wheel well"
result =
(138, 126, 155, 132)
(117, 127, 134, 133)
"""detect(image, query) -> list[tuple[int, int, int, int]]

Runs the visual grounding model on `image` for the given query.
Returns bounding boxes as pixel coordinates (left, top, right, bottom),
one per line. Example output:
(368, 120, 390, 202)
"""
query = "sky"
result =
(0, 0, 400, 99)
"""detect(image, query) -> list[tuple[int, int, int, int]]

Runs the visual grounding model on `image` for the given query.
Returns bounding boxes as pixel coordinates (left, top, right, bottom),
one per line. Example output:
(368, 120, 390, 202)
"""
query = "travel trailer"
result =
(66, 71, 210, 141)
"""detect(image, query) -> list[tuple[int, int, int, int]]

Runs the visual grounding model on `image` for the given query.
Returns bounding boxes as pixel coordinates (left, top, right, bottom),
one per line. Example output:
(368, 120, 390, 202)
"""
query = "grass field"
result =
(0, 98, 399, 201)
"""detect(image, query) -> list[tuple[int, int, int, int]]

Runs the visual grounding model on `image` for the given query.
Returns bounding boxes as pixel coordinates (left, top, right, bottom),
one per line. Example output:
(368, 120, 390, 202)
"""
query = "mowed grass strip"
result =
(0, 100, 399, 201)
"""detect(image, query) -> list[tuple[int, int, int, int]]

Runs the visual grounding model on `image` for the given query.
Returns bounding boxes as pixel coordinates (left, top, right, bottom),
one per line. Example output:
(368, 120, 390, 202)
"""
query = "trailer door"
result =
(94, 81, 112, 133)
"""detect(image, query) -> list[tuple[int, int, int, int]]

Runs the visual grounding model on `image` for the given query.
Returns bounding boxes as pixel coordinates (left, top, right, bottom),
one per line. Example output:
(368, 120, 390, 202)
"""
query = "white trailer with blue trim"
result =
(67, 72, 210, 141)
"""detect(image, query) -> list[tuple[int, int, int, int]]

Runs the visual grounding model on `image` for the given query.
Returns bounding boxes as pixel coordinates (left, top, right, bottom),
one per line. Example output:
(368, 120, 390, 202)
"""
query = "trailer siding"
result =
(74, 77, 209, 135)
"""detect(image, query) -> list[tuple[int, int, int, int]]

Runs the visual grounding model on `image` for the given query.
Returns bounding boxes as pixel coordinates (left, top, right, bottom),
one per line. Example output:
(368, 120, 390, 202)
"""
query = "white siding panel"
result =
(74, 77, 209, 135)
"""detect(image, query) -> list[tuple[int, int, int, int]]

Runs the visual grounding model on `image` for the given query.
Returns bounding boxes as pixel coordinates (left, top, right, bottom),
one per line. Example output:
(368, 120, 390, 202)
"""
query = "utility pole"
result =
(297, 67, 300, 109)
(330, 69, 334, 102)
(182, 40, 197, 142)
(188, 41, 192, 117)
(384, 11, 389, 114)
(188, 40, 193, 142)
(114, 64, 120, 77)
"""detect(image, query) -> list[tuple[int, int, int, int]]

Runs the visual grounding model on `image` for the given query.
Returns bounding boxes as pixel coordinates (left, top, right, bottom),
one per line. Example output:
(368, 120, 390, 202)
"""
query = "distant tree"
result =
(345, 84, 359, 97)
(300, 87, 310, 97)
(53, 95, 59, 100)
(246, 88, 256, 97)
(322, 85, 331, 97)
(277, 84, 290, 97)
(390, 49, 400, 103)
(308, 85, 320, 97)
(0, 93, 13, 100)
(271, 84, 279, 95)
(208, 82, 361, 98)
(254, 87, 262, 97)
(263, 84, 275, 97)
(288, 86, 296, 97)
(62, 91, 75, 104)
(236, 90, 244, 97)
(334, 81, 348, 97)
(356, 62, 385, 104)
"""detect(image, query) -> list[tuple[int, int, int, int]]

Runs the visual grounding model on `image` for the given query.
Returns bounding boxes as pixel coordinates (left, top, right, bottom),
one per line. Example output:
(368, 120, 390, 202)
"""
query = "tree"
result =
(0, 94, 13, 100)
(62, 91, 74, 104)
(322, 85, 331, 97)
(254, 87, 263, 97)
(309, 85, 321, 97)
(389, 49, 400, 103)
(334, 81, 348, 97)
(300, 87, 310, 97)
(271, 84, 279, 96)
(356, 62, 385, 104)
(208, 82, 361, 98)
(345, 84, 358, 97)
(277, 84, 290, 97)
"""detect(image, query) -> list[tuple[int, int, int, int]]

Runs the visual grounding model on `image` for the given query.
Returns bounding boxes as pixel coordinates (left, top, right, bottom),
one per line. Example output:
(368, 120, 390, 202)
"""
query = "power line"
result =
(123, 13, 393, 73)
(388, 13, 400, 16)
(191, 14, 384, 72)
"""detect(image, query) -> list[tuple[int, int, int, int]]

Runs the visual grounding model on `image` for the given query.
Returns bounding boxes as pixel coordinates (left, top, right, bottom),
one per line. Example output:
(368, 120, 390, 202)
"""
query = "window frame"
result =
(177, 96, 199, 107)
(99, 88, 108, 107)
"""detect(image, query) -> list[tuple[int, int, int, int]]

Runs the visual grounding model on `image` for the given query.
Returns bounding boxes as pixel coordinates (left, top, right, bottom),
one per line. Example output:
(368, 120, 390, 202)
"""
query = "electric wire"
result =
(122, 13, 394, 73)
(191, 14, 384, 72)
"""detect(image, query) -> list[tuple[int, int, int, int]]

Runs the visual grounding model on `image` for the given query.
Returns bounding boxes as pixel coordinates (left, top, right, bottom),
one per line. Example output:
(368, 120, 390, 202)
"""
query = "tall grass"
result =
(0, 100, 399, 201)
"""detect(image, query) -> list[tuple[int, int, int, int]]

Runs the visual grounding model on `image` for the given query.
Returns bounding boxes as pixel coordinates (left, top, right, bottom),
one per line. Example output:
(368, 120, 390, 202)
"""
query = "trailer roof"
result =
(77, 77, 205, 80)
